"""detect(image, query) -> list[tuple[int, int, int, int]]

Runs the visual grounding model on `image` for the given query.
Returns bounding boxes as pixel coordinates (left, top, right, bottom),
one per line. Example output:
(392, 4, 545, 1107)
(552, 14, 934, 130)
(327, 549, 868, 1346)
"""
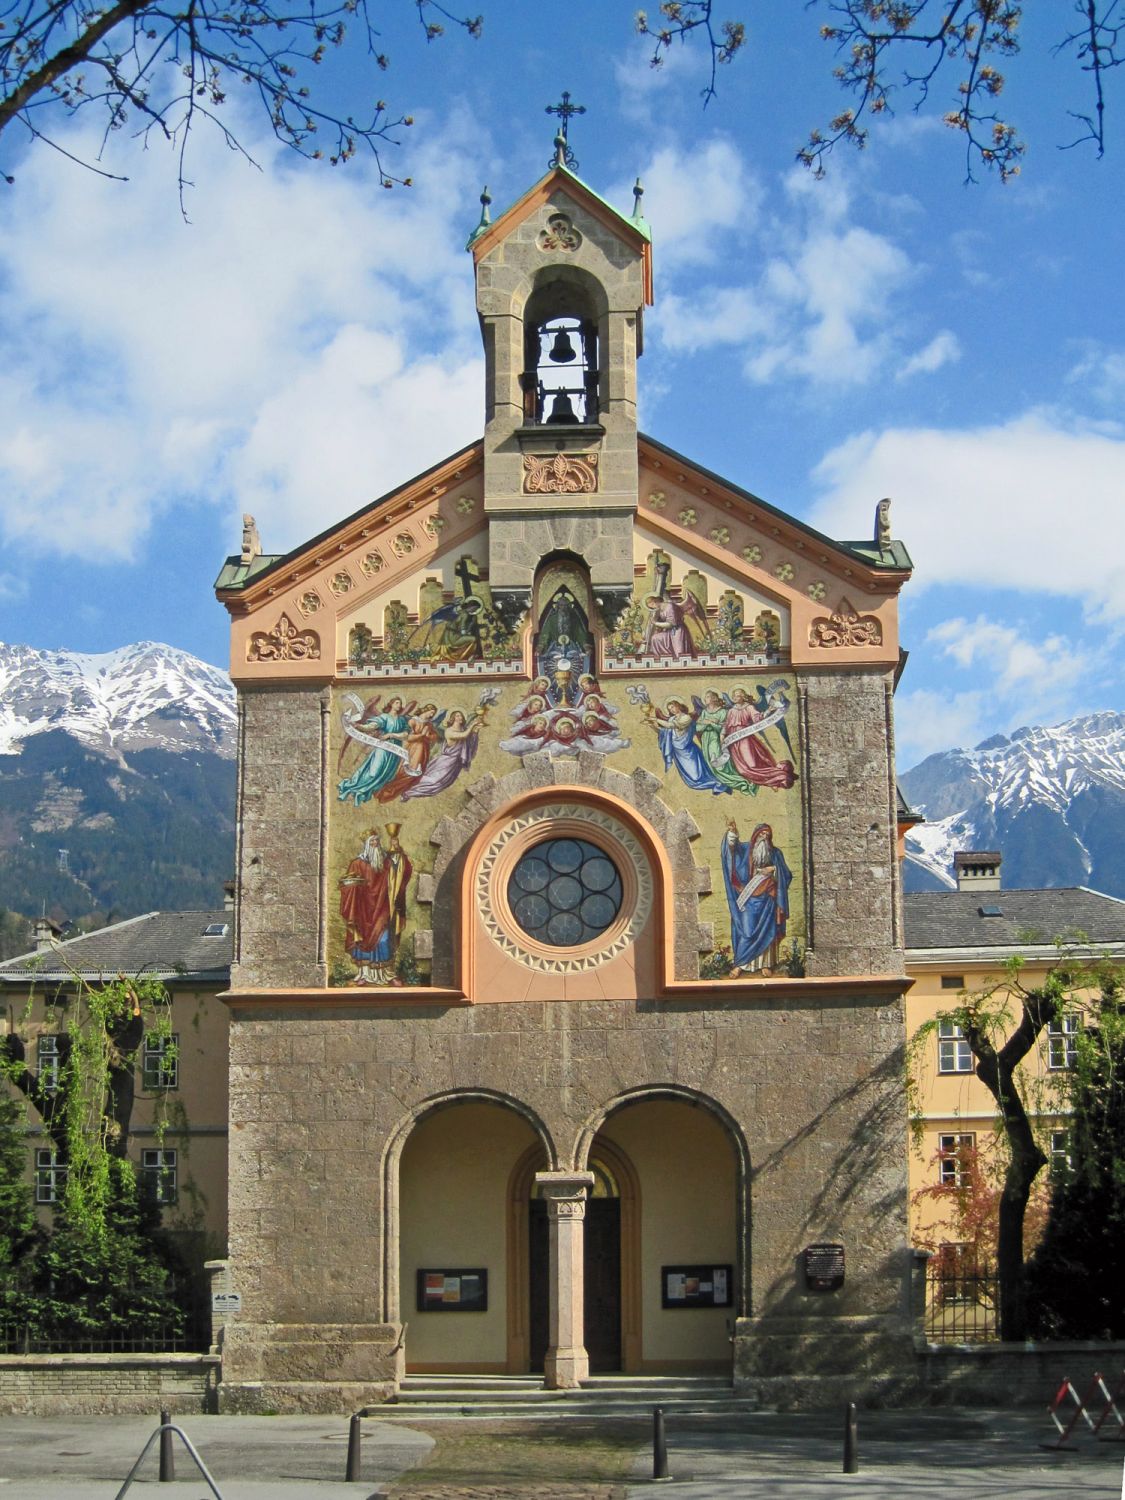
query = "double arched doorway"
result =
(394, 1091, 742, 1378)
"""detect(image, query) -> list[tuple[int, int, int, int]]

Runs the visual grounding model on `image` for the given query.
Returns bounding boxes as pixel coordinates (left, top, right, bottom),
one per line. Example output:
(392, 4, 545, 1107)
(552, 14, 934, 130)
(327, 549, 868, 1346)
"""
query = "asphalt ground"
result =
(0, 1407, 1122, 1498)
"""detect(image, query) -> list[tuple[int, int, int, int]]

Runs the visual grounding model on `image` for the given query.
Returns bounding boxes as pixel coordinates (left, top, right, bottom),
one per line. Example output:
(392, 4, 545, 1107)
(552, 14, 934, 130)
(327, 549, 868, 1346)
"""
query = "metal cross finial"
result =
(546, 91, 585, 170)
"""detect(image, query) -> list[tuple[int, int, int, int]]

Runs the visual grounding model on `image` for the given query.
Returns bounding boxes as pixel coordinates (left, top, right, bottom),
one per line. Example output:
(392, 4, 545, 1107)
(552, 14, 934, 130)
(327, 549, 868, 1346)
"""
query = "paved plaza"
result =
(0, 1408, 1122, 1498)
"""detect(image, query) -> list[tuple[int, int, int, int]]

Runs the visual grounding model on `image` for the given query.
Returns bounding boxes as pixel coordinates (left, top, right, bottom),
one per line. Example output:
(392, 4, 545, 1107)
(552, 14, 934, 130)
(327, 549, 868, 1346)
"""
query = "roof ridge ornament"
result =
(546, 91, 585, 171)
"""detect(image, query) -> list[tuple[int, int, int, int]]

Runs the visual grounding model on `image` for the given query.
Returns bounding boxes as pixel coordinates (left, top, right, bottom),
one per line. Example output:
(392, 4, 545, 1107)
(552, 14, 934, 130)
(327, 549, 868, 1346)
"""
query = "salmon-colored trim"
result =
(470, 171, 654, 307)
(217, 445, 484, 615)
(221, 987, 469, 1008)
(662, 975, 913, 1000)
(638, 439, 910, 594)
(457, 783, 675, 998)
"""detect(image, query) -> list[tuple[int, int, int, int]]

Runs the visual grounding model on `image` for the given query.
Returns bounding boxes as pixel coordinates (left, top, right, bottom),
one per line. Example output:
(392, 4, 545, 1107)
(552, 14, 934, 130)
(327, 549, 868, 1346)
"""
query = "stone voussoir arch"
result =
(381, 1085, 559, 1324)
(574, 1083, 752, 1319)
(418, 751, 711, 990)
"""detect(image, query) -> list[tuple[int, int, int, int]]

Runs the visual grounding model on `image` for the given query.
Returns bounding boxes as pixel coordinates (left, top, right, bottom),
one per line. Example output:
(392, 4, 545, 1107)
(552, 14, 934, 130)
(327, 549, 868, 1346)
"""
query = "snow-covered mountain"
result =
(0, 642, 236, 923)
(900, 711, 1125, 898)
(0, 641, 236, 759)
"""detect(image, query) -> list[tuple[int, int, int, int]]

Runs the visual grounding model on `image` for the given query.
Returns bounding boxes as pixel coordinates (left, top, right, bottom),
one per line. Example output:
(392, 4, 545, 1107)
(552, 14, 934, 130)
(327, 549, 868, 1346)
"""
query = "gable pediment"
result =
(218, 443, 486, 681)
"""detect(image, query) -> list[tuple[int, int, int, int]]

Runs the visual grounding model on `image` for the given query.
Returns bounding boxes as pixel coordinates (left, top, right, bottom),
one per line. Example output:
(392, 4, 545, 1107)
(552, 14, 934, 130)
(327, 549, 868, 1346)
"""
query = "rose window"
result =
(507, 838, 623, 948)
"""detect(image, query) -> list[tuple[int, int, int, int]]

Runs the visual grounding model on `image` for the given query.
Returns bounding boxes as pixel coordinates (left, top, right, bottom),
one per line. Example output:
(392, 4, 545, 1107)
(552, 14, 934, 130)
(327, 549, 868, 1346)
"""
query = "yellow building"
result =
(902, 852, 1125, 1253)
(0, 909, 232, 1263)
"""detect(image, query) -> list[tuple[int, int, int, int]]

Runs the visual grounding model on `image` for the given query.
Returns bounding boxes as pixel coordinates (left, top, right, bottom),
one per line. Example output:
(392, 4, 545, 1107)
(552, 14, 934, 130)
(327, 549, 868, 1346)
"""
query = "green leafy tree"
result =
(0, 970, 186, 1345)
(0, 1089, 42, 1328)
(1027, 975, 1125, 1339)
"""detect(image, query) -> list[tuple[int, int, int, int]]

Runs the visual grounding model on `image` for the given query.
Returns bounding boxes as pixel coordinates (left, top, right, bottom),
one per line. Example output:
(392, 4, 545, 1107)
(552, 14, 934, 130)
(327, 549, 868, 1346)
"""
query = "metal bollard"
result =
(345, 1412, 362, 1482)
(653, 1405, 669, 1481)
(843, 1400, 858, 1474)
(158, 1409, 175, 1483)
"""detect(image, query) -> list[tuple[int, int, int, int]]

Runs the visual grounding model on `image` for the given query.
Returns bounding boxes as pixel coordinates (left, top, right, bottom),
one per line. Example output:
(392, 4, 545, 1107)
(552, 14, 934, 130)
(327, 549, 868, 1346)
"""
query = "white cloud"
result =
(0, 573, 28, 604)
(897, 330, 961, 379)
(619, 138, 762, 270)
(893, 686, 989, 766)
(809, 412, 1125, 621)
(0, 104, 488, 562)
(1066, 343, 1125, 409)
(641, 151, 918, 387)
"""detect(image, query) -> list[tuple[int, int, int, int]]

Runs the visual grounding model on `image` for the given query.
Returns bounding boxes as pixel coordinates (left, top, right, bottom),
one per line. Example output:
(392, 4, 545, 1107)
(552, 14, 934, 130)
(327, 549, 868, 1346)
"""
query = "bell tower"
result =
(467, 115, 653, 631)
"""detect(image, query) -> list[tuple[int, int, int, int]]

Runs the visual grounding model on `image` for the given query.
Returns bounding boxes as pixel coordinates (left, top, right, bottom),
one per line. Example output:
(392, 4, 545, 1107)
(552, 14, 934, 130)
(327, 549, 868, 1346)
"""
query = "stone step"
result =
(375, 1375, 753, 1422)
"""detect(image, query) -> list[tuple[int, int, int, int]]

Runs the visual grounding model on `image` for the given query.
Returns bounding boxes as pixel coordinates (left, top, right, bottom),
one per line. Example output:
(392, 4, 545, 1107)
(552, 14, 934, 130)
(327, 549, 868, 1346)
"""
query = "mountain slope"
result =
(900, 711, 1125, 898)
(0, 641, 235, 759)
(0, 642, 236, 923)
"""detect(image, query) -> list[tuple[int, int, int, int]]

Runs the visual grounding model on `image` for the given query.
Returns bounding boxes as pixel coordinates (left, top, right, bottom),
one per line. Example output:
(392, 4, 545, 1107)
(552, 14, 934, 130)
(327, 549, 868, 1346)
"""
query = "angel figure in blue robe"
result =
(337, 696, 411, 805)
(721, 820, 792, 975)
(649, 697, 731, 796)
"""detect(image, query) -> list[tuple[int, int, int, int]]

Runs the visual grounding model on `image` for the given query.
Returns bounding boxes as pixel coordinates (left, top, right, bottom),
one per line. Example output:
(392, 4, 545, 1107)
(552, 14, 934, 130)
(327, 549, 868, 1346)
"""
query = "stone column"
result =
(535, 1170, 594, 1389)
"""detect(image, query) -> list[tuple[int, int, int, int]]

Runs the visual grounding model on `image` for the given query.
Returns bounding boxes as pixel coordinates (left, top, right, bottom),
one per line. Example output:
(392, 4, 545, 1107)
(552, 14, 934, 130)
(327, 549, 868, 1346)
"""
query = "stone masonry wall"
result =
(800, 669, 900, 976)
(234, 684, 328, 988)
(222, 987, 909, 1363)
(0, 1354, 219, 1415)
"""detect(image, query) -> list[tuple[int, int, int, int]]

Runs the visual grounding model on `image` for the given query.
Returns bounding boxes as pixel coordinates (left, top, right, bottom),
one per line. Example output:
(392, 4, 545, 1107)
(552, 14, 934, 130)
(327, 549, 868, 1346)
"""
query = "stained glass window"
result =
(507, 838, 622, 947)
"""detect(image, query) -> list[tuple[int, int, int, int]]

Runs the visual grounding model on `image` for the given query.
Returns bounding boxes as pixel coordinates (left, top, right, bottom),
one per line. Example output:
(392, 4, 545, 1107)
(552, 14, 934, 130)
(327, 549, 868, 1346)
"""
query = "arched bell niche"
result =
(521, 271, 605, 427)
(532, 553, 595, 697)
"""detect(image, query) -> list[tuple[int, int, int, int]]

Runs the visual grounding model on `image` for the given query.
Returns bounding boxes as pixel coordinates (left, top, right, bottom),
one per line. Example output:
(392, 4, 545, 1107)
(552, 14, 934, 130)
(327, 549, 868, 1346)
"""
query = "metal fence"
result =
(925, 1259, 999, 1343)
(0, 1279, 209, 1355)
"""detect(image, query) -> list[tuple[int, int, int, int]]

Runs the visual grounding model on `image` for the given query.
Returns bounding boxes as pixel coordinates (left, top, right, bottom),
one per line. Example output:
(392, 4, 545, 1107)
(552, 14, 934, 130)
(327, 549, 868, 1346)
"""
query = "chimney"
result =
(953, 851, 1002, 893)
(33, 918, 61, 953)
(223, 880, 236, 912)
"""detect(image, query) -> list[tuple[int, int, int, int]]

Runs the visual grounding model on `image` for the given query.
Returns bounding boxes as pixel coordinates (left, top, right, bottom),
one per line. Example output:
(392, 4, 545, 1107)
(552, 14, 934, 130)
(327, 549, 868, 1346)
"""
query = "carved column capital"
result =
(535, 1170, 594, 1217)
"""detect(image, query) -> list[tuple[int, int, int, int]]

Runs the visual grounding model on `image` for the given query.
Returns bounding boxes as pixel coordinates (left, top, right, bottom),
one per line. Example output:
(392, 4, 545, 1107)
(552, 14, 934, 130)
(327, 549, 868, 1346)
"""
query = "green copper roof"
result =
(214, 553, 285, 592)
(467, 164, 652, 252)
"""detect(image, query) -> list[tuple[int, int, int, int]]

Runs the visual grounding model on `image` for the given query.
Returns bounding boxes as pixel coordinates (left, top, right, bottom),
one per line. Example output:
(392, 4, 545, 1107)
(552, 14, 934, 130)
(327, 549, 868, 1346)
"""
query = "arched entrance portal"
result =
(399, 1098, 544, 1373)
(586, 1096, 740, 1372)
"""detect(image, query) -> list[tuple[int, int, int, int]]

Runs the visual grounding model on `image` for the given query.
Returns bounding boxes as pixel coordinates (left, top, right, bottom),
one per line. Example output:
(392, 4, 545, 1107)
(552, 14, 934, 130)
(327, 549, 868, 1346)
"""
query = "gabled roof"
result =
(468, 165, 654, 305)
(638, 433, 913, 580)
(214, 439, 484, 605)
(904, 886, 1125, 954)
(0, 910, 233, 985)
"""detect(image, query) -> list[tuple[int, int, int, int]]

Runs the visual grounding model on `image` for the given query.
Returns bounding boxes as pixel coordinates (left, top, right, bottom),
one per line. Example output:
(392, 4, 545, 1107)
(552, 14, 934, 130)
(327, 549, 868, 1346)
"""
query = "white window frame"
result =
(142, 1033, 179, 1091)
(1047, 1014, 1080, 1071)
(937, 1019, 973, 1074)
(34, 1147, 67, 1204)
(938, 1132, 975, 1188)
(37, 1034, 60, 1095)
(141, 1148, 178, 1205)
(1050, 1128, 1072, 1180)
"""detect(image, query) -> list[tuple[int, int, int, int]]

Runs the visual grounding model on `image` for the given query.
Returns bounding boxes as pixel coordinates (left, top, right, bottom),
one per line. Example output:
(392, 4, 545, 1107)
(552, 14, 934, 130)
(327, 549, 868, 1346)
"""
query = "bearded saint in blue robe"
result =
(721, 821, 792, 976)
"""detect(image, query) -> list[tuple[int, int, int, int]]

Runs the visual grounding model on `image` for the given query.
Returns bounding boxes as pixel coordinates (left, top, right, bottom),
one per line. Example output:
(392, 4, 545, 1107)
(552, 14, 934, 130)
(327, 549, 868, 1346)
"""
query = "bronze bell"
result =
(546, 390, 579, 424)
(548, 327, 577, 363)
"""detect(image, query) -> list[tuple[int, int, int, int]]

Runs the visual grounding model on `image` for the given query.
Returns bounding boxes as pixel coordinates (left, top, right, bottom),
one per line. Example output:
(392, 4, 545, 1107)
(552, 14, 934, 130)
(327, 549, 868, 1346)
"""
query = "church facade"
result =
(214, 153, 916, 1410)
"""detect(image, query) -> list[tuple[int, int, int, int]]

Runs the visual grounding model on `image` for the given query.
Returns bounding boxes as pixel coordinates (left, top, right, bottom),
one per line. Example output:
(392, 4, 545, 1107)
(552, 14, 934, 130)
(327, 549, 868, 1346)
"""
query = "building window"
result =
(938, 1133, 975, 1187)
(937, 1019, 973, 1073)
(141, 1148, 177, 1205)
(507, 838, 623, 948)
(1049, 1129, 1072, 1182)
(37, 1035, 60, 1094)
(142, 1033, 178, 1090)
(940, 975, 965, 990)
(35, 1147, 67, 1204)
(1047, 1014, 1079, 1071)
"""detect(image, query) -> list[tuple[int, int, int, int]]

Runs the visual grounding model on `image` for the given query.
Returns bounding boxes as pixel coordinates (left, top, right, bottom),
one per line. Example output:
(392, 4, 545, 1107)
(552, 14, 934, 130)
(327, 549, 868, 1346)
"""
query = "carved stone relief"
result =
(523, 453, 598, 495)
(809, 599, 883, 648)
(247, 613, 321, 663)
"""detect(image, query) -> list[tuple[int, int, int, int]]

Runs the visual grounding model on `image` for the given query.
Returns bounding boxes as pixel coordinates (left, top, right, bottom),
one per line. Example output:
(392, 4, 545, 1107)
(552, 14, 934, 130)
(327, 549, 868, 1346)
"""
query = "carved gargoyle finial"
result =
(874, 497, 892, 550)
(241, 513, 261, 566)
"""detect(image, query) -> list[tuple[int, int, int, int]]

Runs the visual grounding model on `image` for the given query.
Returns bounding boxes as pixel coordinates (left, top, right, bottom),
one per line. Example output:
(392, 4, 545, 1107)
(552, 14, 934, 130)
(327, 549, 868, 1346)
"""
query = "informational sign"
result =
(416, 1268, 488, 1312)
(661, 1264, 733, 1309)
(211, 1290, 242, 1316)
(804, 1242, 845, 1291)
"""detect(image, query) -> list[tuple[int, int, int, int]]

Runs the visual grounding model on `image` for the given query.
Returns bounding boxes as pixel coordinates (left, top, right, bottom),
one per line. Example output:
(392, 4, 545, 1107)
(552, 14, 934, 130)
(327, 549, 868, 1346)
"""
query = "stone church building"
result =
(214, 148, 915, 1411)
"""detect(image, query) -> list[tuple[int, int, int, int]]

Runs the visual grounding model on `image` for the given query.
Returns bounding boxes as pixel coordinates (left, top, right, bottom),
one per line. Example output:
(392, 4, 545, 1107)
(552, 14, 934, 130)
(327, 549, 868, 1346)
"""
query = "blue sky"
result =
(0, 1, 1122, 766)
